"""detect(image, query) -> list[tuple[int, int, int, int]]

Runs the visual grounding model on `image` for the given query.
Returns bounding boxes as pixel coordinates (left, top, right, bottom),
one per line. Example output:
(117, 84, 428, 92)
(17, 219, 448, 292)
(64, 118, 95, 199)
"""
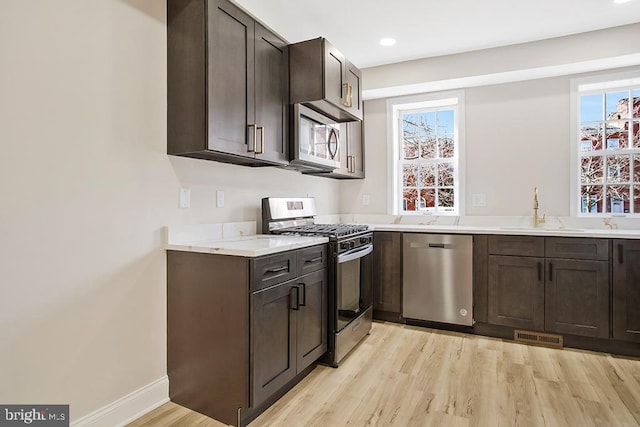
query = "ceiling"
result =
(232, 0, 640, 69)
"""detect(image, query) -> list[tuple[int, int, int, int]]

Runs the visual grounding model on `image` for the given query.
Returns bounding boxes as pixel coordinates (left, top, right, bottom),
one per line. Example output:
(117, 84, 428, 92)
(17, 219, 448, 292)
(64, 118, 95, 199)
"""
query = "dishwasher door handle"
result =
(410, 242, 450, 249)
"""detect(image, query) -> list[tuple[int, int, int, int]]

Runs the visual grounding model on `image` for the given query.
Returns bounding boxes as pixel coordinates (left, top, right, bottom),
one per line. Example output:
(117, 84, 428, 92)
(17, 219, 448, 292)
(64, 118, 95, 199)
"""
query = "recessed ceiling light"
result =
(613, 0, 632, 3)
(379, 38, 396, 47)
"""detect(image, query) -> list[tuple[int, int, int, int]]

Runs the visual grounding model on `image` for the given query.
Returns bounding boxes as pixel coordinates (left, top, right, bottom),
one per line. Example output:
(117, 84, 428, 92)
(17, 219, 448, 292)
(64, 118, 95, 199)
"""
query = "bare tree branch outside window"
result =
(401, 108, 457, 214)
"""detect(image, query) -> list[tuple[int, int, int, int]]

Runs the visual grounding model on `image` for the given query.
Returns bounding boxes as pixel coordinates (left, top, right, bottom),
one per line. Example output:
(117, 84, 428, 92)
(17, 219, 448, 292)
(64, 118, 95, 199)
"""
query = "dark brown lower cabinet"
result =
(168, 245, 327, 426)
(295, 270, 328, 368)
(251, 269, 327, 409)
(613, 240, 640, 342)
(545, 258, 609, 338)
(485, 235, 612, 341)
(251, 281, 296, 408)
(488, 255, 545, 330)
(167, 251, 249, 426)
(372, 232, 402, 322)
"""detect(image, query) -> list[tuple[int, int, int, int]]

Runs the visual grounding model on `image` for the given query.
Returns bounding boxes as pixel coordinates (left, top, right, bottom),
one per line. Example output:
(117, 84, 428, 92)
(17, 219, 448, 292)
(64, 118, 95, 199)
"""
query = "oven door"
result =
(336, 243, 373, 332)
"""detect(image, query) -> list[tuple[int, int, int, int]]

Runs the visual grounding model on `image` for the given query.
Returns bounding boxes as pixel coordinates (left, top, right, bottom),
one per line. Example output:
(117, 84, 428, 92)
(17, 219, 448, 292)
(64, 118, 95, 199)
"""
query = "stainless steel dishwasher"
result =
(402, 234, 473, 326)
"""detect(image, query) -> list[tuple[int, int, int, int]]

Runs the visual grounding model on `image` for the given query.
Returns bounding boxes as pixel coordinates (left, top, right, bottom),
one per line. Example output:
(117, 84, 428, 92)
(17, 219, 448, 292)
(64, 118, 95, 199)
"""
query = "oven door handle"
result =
(337, 243, 373, 264)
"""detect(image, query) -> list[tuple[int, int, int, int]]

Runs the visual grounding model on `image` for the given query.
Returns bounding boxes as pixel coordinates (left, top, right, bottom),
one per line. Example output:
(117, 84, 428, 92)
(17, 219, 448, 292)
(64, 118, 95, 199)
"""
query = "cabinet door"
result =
(488, 255, 544, 330)
(324, 41, 346, 109)
(613, 240, 640, 342)
(254, 23, 288, 165)
(296, 269, 328, 373)
(373, 232, 402, 317)
(545, 259, 609, 338)
(344, 60, 363, 120)
(208, 0, 254, 156)
(347, 120, 364, 178)
(251, 282, 297, 408)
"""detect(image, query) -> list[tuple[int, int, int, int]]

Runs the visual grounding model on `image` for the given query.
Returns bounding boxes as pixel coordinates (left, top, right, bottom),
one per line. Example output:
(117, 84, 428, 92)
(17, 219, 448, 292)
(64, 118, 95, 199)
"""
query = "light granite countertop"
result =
(315, 214, 640, 239)
(164, 222, 328, 257)
(164, 216, 640, 259)
(367, 223, 640, 239)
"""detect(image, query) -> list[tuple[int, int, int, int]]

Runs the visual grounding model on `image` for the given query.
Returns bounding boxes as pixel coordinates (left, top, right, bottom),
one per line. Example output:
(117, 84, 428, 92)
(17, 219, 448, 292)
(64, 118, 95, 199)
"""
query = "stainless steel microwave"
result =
(290, 104, 341, 172)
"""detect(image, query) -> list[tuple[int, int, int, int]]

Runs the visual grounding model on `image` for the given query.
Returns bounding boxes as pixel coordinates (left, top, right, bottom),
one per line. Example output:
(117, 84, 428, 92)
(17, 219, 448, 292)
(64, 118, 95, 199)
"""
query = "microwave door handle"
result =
(337, 243, 373, 264)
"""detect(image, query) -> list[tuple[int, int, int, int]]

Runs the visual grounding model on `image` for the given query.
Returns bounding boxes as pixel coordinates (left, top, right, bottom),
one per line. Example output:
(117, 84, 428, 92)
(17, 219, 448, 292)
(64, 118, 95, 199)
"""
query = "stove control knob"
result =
(360, 237, 370, 244)
(340, 242, 350, 251)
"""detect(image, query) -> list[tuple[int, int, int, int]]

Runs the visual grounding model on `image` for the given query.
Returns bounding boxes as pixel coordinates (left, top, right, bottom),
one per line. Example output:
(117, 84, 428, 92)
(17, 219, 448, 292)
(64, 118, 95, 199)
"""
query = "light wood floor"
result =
(130, 322, 640, 426)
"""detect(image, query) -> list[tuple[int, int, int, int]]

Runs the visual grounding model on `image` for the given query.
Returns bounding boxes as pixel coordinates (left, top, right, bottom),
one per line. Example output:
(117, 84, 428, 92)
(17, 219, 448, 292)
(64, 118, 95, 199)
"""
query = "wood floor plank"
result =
(130, 323, 640, 427)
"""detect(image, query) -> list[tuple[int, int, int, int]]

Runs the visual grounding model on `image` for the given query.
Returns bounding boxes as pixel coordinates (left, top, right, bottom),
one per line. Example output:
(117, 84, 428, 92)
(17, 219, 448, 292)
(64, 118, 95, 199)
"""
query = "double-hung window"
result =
(389, 92, 464, 215)
(574, 73, 640, 216)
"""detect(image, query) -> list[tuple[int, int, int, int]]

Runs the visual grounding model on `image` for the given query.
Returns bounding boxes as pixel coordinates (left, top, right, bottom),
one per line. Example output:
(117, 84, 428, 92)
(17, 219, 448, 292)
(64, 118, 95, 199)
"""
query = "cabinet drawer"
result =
(297, 245, 327, 276)
(488, 235, 544, 257)
(545, 237, 609, 261)
(252, 252, 297, 291)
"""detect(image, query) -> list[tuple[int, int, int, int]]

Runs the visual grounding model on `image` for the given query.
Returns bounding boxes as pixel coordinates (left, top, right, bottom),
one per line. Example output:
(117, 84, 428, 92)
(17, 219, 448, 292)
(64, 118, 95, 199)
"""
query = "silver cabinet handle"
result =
(248, 124, 257, 153)
(341, 83, 353, 108)
(256, 126, 264, 154)
(346, 155, 356, 173)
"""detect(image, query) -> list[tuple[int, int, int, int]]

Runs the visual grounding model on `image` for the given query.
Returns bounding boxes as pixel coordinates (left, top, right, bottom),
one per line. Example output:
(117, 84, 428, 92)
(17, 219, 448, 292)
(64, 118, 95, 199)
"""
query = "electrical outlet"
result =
(472, 193, 486, 207)
(179, 188, 191, 209)
(361, 194, 370, 206)
(216, 190, 225, 208)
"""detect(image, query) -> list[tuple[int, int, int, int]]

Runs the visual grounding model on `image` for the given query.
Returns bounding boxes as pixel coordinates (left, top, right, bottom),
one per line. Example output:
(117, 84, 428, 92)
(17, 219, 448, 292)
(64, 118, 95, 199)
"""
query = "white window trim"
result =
(570, 70, 640, 217)
(386, 90, 465, 216)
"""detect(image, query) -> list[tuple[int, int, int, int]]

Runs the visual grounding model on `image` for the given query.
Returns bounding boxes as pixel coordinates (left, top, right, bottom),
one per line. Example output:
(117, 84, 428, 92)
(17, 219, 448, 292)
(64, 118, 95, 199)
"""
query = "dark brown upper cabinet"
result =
(167, 0, 289, 166)
(289, 38, 363, 122)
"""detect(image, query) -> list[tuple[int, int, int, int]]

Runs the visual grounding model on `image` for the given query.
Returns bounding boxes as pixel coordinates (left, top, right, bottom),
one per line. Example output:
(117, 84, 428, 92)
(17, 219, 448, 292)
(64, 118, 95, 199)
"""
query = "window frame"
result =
(386, 91, 465, 216)
(570, 71, 640, 217)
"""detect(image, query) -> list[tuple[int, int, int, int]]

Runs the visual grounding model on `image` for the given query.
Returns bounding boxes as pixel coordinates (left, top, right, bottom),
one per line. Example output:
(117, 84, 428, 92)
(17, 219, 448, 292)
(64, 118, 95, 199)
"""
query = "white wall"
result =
(0, 0, 337, 422)
(341, 24, 640, 217)
(363, 23, 640, 96)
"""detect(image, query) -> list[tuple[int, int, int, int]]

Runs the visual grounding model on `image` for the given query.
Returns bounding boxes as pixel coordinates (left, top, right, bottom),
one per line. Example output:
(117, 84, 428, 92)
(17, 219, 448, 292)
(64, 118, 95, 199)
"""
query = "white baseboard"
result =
(71, 376, 169, 427)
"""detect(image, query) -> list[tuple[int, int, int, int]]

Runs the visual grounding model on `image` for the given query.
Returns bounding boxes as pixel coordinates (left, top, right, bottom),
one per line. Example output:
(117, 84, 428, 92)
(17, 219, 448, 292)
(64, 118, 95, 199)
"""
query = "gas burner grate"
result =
(275, 223, 369, 238)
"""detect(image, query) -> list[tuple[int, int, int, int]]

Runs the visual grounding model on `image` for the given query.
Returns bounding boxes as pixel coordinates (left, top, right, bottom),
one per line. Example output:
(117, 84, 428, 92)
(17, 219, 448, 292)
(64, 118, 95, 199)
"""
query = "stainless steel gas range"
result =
(262, 197, 373, 367)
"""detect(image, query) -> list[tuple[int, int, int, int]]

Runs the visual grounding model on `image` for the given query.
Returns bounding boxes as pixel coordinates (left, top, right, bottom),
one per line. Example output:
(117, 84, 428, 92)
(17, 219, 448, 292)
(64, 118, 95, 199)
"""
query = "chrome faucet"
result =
(533, 187, 546, 228)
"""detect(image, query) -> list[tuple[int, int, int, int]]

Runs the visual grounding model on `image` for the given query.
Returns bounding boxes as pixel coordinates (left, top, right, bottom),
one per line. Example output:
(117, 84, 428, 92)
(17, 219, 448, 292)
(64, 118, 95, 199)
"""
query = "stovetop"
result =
(271, 223, 369, 239)
(262, 197, 371, 240)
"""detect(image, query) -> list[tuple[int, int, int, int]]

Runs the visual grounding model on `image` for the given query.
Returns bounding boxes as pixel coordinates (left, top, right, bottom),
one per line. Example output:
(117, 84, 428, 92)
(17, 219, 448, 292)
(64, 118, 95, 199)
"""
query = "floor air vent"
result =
(514, 330, 563, 348)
